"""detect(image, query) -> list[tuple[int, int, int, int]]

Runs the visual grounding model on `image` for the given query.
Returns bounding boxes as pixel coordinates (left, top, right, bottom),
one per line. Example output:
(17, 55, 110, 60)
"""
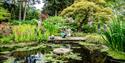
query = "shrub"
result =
(60, 0, 112, 31)
(0, 7, 10, 22)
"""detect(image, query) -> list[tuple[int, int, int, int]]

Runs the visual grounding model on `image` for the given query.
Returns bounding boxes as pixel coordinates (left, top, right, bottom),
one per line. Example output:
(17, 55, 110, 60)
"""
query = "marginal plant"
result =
(103, 17, 125, 52)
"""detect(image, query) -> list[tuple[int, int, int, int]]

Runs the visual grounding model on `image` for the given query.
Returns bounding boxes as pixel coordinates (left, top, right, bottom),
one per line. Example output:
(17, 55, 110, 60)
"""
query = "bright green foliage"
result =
(43, 16, 66, 35)
(12, 24, 36, 42)
(103, 17, 125, 52)
(60, 0, 112, 19)
(75, 0, 106, 3)
(0, 7, 10, 21)
(107, 49, 125, 60)
(12, 24, 48, 42)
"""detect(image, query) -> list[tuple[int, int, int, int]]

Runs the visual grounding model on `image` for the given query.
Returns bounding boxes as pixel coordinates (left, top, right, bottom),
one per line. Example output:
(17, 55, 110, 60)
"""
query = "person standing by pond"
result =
(61, 28, 67, 38)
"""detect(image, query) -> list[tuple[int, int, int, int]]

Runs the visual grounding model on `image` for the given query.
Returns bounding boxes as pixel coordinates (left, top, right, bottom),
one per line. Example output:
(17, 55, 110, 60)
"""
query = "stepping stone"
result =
(53, 48, 71, 54)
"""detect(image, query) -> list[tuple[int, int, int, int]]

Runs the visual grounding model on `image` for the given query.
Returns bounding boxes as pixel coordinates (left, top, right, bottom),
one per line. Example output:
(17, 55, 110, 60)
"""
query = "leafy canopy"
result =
(60, 0, 112, 21)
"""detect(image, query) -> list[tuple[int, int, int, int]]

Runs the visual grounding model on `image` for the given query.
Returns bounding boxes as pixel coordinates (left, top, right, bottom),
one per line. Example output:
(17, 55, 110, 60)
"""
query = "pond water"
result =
(1, 43, 123, 63)
(1, 43, 82, 63)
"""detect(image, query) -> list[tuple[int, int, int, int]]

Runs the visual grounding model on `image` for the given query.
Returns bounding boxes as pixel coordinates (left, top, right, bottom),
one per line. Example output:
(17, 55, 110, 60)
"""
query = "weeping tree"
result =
(60, 0, 112, 31)
(42, 0, 74, 16)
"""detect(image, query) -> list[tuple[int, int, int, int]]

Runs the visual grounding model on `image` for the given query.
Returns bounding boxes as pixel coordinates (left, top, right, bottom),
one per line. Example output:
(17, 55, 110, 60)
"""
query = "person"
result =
(61, 28, 67, 38)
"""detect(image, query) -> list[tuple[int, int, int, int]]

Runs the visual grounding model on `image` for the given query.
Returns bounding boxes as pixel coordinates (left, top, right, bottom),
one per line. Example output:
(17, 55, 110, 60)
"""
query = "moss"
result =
(3, 57, 15, 63)
(85, 33, 105, 44)
(79, 42, 96, 46)
(107, 49, 125, 60)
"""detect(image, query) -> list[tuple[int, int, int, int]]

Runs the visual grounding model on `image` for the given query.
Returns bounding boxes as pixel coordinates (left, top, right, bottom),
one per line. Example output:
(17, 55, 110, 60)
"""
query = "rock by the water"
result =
(53, 48, 71, 54)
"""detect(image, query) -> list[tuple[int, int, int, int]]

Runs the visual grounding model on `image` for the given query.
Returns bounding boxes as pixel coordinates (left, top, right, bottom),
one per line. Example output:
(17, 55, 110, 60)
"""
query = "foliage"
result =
(43, 16, 66, 35)
(2, 0, 41, 20)
(26, 8, 40, 20)
(82, 23, 97, 33)
(0, 35, 13, 44)
(12, 24, 36, 42)
(85, 33, 105, 44)
(43, 0, 74, 16)
(10, 19, 38, 25)
(12, 24, 48, 42)
(60, 0, 112, 31)
(0, 6, 10, 22)
(0, 23, 13, 43)
(106, 49, 125, 60)
(106, 0, 125, 17)
(102, 17, 125, 52)
(45, 52, 81, 63)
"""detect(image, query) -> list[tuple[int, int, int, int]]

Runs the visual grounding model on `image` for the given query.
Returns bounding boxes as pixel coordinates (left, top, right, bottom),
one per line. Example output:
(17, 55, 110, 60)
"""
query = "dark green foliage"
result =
(26, 8, 40, 20)
(10, 19, 38, 25)
(82, 24, 97, 33)
(43, 0, 74, 16)
(103, 17, 125, 52)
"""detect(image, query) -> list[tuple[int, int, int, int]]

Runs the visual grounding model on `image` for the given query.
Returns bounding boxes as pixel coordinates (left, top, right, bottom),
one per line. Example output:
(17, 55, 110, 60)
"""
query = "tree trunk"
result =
(23, 1, 27, 21)
(19, 2, 22, 21)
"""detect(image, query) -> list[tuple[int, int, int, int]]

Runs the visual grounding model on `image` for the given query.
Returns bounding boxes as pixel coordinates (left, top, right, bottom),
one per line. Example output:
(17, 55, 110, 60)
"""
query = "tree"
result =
(60, 0, 112, 31)
(106, 0, 125, 16)
(2, 0, 41, 20)
(42, 0, 74, 16)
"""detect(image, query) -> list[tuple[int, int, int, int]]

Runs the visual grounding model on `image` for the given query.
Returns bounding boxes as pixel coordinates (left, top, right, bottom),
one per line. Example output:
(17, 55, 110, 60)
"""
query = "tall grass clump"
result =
(103, 17, 125, 52)
(12, 24, 36, 42)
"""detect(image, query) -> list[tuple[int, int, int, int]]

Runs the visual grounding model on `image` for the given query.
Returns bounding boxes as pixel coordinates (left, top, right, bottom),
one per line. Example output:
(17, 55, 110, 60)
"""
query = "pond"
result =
(1, 43, 82, 63)
(1, 42, 125, 63)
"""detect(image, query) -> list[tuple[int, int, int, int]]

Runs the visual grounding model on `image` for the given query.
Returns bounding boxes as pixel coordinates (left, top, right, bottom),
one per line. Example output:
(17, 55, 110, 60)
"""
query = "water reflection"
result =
(14, 52, 44, 63)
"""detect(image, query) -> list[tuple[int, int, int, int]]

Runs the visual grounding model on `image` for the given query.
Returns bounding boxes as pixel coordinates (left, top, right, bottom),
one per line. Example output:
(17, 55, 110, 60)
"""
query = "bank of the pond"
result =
(79, 42, 125, 63)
